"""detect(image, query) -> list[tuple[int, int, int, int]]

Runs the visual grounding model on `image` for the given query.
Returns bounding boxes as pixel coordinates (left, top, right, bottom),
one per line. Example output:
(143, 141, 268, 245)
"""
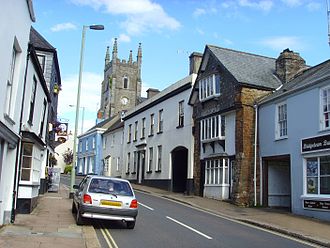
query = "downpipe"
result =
(253, 103, 258, 207)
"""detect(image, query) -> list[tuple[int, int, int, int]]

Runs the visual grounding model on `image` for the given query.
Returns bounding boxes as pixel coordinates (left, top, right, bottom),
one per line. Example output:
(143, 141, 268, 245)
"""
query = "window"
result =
(199, 74, 221, 101)
(306, 156, 330, 195)
(158, 109, 163, 133)
(150, 114, 155, 136)
(205, 158, 229, 185)
(21, 143, 33, 181)
(103, 137, 106, 149)
(126, 153, 130, 173)
(276, 102, 287, 139)
(178, 101, 184, 127)
(28, 77, 37, 124)
(37, 54, 46, 73)
(141, 118, 146, 139)
(200, 115, 225, 142)
(147, 147, 153, 172)
(5, 42, 20, 118)
(123, 76, 129, 89)
(39, 99, 47, 137)
(133, 151, 137, 173)
(116, 157, 120, 171)
(134, 121, 138, 141)
(128, 124, 132, 143)
(79, 141, 83, 152)
(89, 157, 94, 174)
(156, 145, 162, 172)
(321, 86, 330, 130)
(85, 140, 88, 151)
(92, 137, 96, 149)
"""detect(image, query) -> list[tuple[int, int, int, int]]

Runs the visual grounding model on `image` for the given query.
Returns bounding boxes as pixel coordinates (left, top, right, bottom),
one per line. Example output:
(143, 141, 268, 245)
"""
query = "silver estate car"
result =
(72, 175, 138, 229)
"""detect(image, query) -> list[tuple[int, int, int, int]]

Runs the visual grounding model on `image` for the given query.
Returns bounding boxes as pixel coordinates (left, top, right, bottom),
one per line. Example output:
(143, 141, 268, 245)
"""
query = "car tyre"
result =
(126, 221, 135, 229)
(71, 201, 77, 214)
(76, 207, 84, 225)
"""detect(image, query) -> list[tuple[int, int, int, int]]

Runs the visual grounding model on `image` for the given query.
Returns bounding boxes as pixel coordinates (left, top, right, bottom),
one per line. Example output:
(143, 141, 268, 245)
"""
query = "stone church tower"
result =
(98, 38, 142, 119)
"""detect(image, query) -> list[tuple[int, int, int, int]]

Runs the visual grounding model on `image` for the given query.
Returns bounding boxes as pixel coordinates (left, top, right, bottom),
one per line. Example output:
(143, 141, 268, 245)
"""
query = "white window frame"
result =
(148, 147, 153, 172)
(150, 114, 155, 136)
(126, 152, 130, 173)
(275, 102, 288, 139)
(116, 157, 120, 171)
(178, 100, 184, 127)
(156, 145, 162, 172)
(198, 74, 221, 102)
(134, 121, 138, 141)
(128, 124, 132, 143)
(92, 137, 96, 149)
(133, 151, 137, 173)
(204, 158, 229, 186)
(141, 117, 146, 139)
(20, 143, 33, 181)
(304, 155, 330, 196)
(200, 115, 225, 142)
(158, 109, 163, 133)
(320, 86, 330, 131)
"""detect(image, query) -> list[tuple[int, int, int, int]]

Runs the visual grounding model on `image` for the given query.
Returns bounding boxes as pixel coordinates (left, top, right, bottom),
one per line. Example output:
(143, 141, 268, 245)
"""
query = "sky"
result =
(32, 0, 330, 133)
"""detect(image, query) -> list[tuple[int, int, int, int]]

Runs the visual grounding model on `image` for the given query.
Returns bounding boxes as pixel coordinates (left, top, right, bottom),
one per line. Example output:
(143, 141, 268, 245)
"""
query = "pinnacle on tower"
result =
(112, 38, 118, 60)
(105, 46, 110, 66)
(128, 50, 133, 64)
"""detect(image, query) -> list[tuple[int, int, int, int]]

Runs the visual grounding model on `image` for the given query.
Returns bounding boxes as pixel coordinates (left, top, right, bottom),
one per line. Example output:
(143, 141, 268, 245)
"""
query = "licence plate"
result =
(100, 200, 122, 207)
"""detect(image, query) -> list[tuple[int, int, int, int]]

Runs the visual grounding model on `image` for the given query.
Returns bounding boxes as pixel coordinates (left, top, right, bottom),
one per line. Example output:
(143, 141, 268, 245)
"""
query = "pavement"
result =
(0, 182, 329, 248)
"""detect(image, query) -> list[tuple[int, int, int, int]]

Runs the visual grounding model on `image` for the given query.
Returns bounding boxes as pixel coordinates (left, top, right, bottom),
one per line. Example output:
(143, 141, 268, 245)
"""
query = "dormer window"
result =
(199, 74, 221, 101)
(123, 76, 129, 89)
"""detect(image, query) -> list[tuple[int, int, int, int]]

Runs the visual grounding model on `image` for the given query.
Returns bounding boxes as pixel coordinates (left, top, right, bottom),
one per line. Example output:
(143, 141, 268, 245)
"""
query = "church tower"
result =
(98, 38, 142, 119)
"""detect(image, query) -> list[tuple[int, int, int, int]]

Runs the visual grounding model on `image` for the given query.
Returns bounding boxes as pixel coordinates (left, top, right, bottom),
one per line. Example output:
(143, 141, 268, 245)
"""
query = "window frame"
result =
(178, 100, 184, 127)
(198, 74, 221, 102)
(20, 142, 33, 181)
(28, 76, 37, 125)
(156, 145, 162, 172)
(204, 158, 229, 186)
(150, 114, 155, 136)
(123, 76, 129, 89)
(320, 86, 330, 131)
(158, 109, 163, 133)
(200, 115, 225, 142)
(275, 102, 288, 140)
(141, 117, 146, 139)
(147, 147, 153, 172)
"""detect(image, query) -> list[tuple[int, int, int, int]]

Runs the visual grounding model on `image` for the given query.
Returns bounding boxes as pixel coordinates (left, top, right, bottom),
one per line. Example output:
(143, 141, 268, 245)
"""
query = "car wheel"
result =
(126, 221, 135, 229)
(76, 207, 84, 225)
(71, 201, 77, 214)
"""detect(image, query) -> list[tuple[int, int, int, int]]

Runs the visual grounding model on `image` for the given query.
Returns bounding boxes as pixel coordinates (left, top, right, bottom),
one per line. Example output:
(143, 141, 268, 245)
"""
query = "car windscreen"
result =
(88, 178, 133, 196)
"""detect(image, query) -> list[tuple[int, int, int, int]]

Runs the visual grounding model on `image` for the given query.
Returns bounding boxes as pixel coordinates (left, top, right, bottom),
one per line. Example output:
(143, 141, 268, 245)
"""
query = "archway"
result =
(171, 146, 188, 193)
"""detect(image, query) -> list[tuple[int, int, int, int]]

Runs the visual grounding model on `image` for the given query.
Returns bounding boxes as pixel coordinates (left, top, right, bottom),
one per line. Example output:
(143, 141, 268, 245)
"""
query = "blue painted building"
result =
(258, 50, 330, 221)
(77, 118, 113, 175)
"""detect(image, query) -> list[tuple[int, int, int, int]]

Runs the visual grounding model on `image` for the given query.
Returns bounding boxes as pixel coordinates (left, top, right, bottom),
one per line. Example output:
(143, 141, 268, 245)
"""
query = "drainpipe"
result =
(11, 46, 30, 223)
(253, 103, 258, 207)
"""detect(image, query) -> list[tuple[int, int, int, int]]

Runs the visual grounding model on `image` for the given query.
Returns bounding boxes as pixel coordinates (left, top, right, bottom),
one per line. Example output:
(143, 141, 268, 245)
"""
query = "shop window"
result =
(306, 156, 330, 195)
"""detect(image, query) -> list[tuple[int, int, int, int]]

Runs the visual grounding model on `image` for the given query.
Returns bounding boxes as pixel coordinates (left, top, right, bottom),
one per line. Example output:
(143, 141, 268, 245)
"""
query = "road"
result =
(94, 191, 317, 248)
(60, 175, 317, 248)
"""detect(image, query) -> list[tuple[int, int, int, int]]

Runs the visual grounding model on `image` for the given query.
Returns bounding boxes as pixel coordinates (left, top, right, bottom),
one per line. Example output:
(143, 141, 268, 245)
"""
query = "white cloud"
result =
(238, 0, 273, 12)
(281, 0, 302, 7)
(71, 0, 181, 35)
(58, 72, 102, 131)
(51, 22, 77, 32)
(193, 8, 207, 18)
(259, 36, 304, 51)
(196, 27, 205, 35)
(306, 2, 321, 11)
(118, 33, 131, 43)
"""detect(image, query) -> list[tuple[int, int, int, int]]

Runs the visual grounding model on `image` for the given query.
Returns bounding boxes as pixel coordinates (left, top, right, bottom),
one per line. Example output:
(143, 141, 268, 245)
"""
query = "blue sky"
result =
(32, 0, 329, 133)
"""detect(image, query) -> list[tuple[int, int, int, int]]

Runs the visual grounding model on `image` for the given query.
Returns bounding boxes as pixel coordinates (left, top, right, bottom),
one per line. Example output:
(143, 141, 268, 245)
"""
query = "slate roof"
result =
(259, 59, 330, 104)
(30, 26, 55, 51)
(208, 45, 282, 90)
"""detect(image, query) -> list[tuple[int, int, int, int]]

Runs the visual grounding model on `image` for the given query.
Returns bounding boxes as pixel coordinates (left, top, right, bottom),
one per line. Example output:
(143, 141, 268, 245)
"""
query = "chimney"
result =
(275, 49, 307, 83)
(146, 88, 160, 99)
(189, 52, 203, 75)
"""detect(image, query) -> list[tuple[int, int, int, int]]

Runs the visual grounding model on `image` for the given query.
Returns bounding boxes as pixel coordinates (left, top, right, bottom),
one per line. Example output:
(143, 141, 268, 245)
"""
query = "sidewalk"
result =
(132, 184, 330, 248)
(0, 184, 100, 248)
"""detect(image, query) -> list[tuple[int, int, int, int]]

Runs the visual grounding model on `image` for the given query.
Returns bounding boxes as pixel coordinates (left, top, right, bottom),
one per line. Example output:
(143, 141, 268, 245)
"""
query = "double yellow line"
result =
(99, 223, 119, 248)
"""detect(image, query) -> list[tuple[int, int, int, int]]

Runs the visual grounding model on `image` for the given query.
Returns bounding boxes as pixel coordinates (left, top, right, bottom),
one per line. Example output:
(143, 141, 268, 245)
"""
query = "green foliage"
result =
(64, 165, 72, 174)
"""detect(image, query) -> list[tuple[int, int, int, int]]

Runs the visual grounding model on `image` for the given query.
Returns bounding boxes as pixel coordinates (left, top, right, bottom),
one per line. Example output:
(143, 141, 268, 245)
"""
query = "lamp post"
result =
(69, 105, 85, 134)
(69, 24, 104, 198)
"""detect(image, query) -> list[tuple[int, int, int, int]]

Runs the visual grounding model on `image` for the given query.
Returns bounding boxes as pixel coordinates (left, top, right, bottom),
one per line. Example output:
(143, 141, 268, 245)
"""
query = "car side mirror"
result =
(73, 185, 79, 189)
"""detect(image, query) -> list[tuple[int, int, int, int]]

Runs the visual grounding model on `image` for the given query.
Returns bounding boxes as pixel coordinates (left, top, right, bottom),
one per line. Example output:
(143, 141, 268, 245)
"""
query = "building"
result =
(121, 54, 200, 193)
(76, 118, 113, 175)
(189, 45, 289, 205)
(98, 38, 142, 119)
(29, 27, 62, 193)
(0, 0, 35, 224)
(258, 54, 330, 221)
(102, 115, 124, 177)
(16, 42, 51, 214)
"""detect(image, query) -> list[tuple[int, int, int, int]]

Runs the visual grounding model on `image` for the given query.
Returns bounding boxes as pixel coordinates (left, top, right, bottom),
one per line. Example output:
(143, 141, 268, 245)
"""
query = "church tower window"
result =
(123, 76, 129, 89)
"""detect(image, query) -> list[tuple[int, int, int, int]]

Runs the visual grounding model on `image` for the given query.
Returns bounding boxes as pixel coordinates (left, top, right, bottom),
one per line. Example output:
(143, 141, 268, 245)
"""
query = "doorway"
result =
(171, 147, 188, 193)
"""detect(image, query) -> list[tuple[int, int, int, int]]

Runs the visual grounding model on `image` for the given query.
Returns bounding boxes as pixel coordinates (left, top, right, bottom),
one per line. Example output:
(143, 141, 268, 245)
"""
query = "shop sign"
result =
(304, 200, 330, 211)
(301, 134, 330, 153)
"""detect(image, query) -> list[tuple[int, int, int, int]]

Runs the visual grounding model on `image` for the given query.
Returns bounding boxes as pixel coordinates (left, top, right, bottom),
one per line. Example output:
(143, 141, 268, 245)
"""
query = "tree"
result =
(62, 148, 73, 165)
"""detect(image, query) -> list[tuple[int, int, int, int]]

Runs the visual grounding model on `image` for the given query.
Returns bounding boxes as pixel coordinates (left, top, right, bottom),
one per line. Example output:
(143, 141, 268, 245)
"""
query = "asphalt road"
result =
(94, 191, 317, 248)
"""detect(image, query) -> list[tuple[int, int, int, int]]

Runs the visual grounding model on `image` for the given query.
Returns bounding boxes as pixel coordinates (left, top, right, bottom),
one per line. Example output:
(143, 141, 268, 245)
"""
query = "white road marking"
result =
(139, 202, 154, 211)
(166, 216, 213, 240)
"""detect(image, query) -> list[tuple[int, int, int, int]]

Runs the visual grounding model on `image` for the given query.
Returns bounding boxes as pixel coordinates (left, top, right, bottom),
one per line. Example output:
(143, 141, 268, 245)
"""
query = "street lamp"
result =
(70, 24, 104, 198)
(69, 104, 85, 134)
